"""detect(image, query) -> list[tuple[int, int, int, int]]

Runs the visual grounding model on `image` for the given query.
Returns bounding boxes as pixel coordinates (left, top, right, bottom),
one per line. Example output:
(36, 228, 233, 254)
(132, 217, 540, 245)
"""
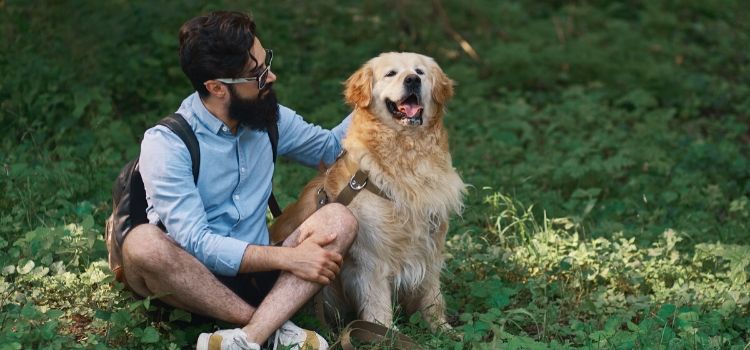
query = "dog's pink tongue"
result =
(398, 103, 422, 118)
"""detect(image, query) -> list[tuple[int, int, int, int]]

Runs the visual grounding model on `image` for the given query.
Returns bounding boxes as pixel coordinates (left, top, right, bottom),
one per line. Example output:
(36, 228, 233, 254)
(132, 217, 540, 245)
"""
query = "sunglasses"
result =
(215, 49, 273, 89)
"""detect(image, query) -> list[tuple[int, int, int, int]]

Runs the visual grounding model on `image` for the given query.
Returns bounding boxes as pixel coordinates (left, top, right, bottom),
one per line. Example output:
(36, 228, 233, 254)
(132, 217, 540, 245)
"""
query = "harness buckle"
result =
(316, 187, 329, 208)
(349, 175, 367, 191)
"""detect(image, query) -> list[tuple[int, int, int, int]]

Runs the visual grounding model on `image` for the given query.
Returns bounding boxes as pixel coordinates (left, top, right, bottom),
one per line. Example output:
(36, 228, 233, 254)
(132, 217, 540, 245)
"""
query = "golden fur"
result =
(270, 52, 465, 329)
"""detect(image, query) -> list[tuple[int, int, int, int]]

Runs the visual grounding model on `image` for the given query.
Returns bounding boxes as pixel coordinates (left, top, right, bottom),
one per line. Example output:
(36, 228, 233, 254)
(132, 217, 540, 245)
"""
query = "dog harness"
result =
(316, 169, 390, 208)
(314, 150, 391, 208)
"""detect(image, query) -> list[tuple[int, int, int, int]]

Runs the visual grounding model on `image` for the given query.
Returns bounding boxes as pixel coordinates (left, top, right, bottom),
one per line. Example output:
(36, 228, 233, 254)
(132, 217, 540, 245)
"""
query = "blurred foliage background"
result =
(1, 0, 749, 348)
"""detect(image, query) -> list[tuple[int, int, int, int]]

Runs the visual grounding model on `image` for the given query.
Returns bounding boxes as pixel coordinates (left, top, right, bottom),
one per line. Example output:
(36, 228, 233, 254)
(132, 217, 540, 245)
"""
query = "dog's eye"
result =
(385, 70, 397, 77)
(415, 68, 424, 75)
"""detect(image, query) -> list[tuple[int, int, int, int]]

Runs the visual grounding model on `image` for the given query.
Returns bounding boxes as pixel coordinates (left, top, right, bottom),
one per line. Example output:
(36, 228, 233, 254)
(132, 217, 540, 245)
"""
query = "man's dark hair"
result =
(179, 11, 259, 97)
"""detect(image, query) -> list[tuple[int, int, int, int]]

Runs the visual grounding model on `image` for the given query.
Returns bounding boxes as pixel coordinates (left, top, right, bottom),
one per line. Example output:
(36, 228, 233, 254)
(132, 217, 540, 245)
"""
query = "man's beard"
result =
(227, 84, 279, 132)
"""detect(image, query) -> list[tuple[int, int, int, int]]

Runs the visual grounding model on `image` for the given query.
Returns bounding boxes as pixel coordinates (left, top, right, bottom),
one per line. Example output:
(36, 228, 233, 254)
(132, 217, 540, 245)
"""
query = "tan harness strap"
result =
(337, 169, 389, 205)
(316, 169, 390, 209)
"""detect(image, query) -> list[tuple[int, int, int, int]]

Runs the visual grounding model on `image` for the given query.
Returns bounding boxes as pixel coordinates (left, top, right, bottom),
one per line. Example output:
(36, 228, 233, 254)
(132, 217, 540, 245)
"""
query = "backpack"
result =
(104, 113, 282, 275)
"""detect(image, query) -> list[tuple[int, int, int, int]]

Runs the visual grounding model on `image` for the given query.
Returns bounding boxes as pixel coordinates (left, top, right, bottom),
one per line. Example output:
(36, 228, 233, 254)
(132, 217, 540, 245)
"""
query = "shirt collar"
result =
(189, 92, 230, 135)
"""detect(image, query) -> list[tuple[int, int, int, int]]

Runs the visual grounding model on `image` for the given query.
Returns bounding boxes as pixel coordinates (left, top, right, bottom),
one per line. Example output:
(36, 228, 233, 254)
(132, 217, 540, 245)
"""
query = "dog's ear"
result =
(344, 64, 373, 109)
(431, 62, 454, 106)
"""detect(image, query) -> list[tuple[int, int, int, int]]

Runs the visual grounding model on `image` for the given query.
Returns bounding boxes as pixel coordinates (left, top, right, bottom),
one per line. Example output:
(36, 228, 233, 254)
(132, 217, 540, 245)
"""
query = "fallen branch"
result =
(432, 0, 481, 61)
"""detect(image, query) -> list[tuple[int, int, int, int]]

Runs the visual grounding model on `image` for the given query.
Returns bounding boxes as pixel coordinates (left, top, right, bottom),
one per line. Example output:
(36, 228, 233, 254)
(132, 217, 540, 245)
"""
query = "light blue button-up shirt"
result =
(139, 92, 350, 276)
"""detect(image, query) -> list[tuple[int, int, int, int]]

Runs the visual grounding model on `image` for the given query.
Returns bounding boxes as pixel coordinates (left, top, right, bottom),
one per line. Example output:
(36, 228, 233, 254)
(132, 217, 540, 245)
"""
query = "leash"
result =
(331, 320, 423, 350)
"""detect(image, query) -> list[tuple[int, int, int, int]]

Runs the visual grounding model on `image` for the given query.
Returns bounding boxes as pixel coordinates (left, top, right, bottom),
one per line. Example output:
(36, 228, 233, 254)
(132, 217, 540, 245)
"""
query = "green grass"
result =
(1, 0, 749, 348)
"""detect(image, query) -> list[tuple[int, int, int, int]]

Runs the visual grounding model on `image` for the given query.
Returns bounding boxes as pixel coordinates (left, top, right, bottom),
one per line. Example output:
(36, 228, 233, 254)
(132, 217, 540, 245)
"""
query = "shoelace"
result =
(271, 329, 282, 350)
(271, 326, 299, 350)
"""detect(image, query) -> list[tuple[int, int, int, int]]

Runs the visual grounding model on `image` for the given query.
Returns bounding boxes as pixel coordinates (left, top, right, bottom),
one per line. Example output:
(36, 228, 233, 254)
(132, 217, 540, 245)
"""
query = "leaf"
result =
(0, 342, 22, 350)
(72, 90, 94, 119)
(2, 265, 15, 276)
(662, 191, 679, 203)
(473, 320, 490, 333)
(75, 201, 94, 217)
(111, 310, 132, 326)
(657, 304, 677, 320)
(31, 266, 49, 277)
(81, 215, 94, 230)
(490, 291, 510, 309)
(46, 310, 64, 319)
(461, 323, 479, 342)
(459, 313, 473, 323)
(604, 316, 621, 332)
(588, 330, 614, 342)
(49, 261, 65, 275)
(409, 311, 422, 325)
(0, 281, 10, 294)
(95, 310, 112, 321)
(20, 303, 40, 319)
(168, 308, 192, 323)
(41, 320, 58, 340)
(141, 326, 160, 343)
(560, 256, 573, 271)
(17, 260, 34, 275)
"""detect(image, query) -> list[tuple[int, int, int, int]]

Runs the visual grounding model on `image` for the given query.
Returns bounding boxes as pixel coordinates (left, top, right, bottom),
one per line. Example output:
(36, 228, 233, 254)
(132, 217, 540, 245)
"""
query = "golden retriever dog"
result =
(270, 52, 465, 330)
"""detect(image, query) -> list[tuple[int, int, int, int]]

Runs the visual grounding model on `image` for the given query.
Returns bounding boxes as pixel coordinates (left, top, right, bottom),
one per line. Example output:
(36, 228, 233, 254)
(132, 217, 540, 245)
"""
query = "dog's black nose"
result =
(404, 74, 421, 90)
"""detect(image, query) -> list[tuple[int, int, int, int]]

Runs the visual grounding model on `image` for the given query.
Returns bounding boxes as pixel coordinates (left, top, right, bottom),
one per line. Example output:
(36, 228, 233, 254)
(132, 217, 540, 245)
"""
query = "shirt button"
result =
(233, 195, 239, 201)
(240, 167, 246, 173)
(222, 126, 229, 132)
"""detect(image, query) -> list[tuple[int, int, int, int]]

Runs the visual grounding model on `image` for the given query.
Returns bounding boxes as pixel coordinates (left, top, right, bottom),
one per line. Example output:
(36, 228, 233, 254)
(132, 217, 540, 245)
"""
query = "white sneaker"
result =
(270, 321, 328, 350)
(196, 328, 261, 350)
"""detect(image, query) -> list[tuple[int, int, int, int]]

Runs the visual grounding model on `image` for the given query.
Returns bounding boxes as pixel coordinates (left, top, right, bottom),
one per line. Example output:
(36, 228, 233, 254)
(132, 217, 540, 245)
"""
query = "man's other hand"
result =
(288, 233, 343, 284)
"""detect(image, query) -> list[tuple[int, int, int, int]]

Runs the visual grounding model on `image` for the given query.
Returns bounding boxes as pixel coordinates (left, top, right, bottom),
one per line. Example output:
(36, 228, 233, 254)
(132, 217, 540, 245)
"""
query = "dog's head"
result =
(345, 52, 454, 129)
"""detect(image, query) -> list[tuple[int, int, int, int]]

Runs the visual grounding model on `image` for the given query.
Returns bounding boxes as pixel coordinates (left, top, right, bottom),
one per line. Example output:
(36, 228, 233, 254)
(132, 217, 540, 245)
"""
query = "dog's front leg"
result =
(414, 271, 451, 331)
(357, 275, 394, 328)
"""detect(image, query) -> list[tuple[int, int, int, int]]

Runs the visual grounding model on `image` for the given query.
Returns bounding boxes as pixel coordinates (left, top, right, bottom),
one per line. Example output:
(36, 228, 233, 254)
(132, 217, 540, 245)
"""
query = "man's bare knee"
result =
(284, 203, 358, 250)
(320, 203, 358, 245)
(122, 224, 179, 272)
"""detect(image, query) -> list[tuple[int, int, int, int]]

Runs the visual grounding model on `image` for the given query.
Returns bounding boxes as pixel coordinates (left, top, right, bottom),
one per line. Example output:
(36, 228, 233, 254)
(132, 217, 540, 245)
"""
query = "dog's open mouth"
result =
(386, 93, 423, 126)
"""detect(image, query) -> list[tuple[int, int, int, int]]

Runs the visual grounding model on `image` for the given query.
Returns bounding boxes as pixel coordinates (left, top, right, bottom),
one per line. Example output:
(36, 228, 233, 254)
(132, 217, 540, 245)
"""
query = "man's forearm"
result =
(238, 245, 291, 274)
(238, 233, 343, 283)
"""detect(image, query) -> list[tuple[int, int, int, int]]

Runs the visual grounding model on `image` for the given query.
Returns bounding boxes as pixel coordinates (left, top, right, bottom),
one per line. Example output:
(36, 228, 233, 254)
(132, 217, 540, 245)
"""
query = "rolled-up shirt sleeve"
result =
(278, 106, 352, 166)
(139, 126, 247, 276)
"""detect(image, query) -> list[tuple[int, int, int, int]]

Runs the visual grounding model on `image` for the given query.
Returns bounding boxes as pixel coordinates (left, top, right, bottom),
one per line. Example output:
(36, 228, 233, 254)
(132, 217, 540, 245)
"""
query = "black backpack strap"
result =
(268, 120, 279, 162)
(267, 122, 283, 218)
(157, 113, 200, 184)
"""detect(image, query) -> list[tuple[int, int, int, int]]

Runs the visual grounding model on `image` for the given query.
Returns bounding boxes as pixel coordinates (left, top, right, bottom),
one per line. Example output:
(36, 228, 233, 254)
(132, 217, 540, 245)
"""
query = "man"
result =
(118, 11, 357, 350)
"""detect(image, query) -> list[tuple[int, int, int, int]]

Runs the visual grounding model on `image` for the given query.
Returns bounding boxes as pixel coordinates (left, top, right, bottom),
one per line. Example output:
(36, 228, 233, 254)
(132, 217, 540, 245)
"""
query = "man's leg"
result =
(242, 203, 357, 344)
(121, 224, 255, 325)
